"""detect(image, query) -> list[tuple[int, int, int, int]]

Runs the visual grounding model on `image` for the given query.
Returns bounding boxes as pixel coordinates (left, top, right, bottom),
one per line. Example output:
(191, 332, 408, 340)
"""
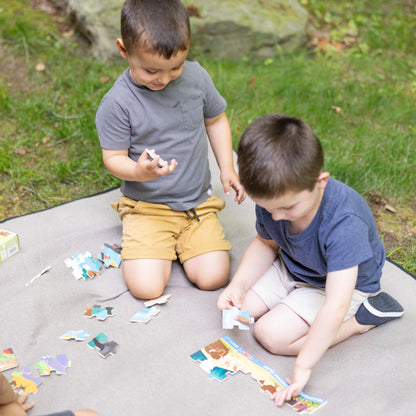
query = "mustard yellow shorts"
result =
(112, 195, 232, 263)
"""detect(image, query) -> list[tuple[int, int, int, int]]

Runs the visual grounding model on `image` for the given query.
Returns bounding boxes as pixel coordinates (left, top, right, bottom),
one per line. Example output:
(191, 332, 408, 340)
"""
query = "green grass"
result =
(0, 0, 415, 273)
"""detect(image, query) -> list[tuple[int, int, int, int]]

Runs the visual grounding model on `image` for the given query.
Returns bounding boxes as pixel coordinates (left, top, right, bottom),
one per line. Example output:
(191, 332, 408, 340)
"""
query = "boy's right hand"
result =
(217, 283, 245, 311)
(136, 149, 177, 181)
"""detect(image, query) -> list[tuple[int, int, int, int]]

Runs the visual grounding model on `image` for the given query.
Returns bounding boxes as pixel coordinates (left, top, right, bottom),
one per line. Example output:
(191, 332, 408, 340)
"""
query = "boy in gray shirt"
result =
(96, 0, 245, 300)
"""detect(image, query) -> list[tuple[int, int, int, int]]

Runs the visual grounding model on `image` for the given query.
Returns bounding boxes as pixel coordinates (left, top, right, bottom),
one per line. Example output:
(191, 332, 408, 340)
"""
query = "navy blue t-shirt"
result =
(255, 178, 385, 292)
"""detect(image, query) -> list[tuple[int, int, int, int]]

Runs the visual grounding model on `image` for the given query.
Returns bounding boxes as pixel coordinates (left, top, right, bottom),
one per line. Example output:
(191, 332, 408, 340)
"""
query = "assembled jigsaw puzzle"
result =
(60, 330, 91, 341)
(98, 243, 122, 268)
(0, 347, 18, 372)
(10, 368, 42, 395)
(222, 307, 254, 330)
(64, 251, 102, 279)
(130, 306, 160, 323)
(190, 336, 327, 414)
(88, 333, 119, 358)
(34, 354, 71, 376)
(84, 305, 114, 321)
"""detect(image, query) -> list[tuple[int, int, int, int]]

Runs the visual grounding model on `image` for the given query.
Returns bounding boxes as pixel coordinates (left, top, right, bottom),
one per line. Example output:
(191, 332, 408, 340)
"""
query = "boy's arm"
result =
(205, 112, 245, 204)
(217, 235, 279, 310)
(102, 148, 177, 182)
(272, 266, 358, 406)
(0, 373, 34, 415)
(0, 373, 16, 405)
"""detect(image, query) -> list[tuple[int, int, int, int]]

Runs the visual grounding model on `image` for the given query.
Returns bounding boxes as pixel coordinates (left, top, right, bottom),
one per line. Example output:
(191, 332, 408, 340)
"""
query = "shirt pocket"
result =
(180, 95, 204, 131)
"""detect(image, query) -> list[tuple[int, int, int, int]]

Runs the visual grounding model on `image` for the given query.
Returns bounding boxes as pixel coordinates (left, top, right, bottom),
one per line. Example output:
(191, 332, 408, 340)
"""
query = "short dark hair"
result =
(120, 0, 190, 58)
(237, 114, 324, 198)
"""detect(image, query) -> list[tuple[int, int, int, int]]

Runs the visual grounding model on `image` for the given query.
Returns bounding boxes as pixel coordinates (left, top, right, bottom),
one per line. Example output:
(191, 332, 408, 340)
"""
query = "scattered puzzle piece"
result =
(34, 354, 71, 376)
(190, 336, 327, 414)
(222, 307, 254, 330)
(64, 251, 102, 279)
(88, 333, 118, 358)
(130, 306, 160, 323)
(10, 368, 42, 394)
(84, 305, 114, 321)
(60, 330, 91, 341)
(98, 243, 122, 268)
(144, 294, 171, 307)
(0, 347, 18, 372)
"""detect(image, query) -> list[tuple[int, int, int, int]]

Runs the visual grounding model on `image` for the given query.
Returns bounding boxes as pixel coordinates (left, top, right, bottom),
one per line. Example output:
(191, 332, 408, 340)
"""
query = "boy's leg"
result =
(254, 303, 310, 356)
(183, 250, 229, 290)
(123, 258, 172, 300)
(114, 197, 182, 300)
(73, 410, 100, 416)
(242, 289, 270, 319)
(178, 196, 232, 291)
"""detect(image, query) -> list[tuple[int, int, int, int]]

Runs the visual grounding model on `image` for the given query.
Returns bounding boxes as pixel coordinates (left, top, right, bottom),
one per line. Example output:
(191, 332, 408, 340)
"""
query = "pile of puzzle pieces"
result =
(9, 354, 71, 395)
(64, 243, 121, 280)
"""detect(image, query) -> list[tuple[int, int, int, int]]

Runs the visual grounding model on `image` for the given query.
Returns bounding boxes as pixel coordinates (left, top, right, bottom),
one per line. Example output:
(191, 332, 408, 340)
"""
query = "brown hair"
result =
(120, 0, 190, 58)
(237, 114, 324, 198)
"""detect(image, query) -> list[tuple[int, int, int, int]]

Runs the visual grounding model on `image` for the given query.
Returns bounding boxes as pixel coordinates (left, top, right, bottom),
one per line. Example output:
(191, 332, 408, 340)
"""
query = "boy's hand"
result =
(136, 149, 177, 180)
(17, 393, 35, 412)
(270, 365, 312, 407)
(217, 283, 245, 310)
(220, 167, 246, 204)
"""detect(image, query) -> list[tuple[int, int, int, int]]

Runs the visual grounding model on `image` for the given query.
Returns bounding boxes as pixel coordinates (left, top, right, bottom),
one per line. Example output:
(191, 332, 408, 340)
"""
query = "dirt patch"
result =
(367, 190, 416, 260)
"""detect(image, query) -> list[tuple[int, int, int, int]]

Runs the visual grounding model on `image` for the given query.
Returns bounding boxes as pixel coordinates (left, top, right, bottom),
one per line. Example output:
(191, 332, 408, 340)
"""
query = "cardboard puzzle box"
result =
(0, 229, 20, 264)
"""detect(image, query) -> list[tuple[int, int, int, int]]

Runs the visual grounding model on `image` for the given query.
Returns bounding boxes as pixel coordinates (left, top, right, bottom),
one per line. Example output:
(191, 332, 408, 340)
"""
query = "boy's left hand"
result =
(270, 365, 311, 407)
(220, 168, 246, 204)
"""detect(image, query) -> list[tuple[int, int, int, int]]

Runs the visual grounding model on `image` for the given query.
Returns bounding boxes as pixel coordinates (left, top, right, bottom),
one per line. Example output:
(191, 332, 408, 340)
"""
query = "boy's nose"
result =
(159, 73, 170, 84)
(272, 211, 286, 221)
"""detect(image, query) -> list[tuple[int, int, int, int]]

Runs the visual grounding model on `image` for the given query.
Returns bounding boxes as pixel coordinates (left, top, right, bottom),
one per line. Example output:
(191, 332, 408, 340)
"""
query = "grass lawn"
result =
(0, 0, 415, 273)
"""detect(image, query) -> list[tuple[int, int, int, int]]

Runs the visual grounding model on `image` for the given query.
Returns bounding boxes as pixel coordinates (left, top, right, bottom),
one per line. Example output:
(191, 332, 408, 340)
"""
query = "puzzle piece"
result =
(64, 251, 102, 279)
(130, 306, 160, 323)
(84, 305, 114, 321)
(10, 368, 42, 394)
(0, 347, 18, 371)
(98, 243, 122, 268)
(191, 336, 327, 414)
(144, 294, 171, 307)
(222, 307, 254, 330)
(34, 354, 71, 376)
(88, 333, 119, 358)
(60, 330, 91, 341)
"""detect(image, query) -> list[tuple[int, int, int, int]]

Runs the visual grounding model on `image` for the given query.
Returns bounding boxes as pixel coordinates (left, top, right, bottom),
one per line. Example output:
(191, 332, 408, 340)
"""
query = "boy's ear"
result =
(317, 171, 330, 189)
(116, 38, 128, 59)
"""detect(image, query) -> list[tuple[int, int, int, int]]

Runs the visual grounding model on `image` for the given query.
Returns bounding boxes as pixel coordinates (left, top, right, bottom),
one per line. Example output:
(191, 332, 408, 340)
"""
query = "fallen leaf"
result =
(63, 29, 74, 38)
(317, 38, 328, 52)
(248, 77, 257, 87)
(36, 63, 46, 72)
(99, 76, 110, 83)
(385, 204, 397, 213)
(15, 147, 27, 155)
(331, 105, 344, 115)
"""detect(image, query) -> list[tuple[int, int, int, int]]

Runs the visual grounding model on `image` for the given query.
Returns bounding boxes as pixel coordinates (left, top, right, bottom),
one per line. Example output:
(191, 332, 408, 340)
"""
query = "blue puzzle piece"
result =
(130, 306, 160, 323)
(98, 243, 122, 268)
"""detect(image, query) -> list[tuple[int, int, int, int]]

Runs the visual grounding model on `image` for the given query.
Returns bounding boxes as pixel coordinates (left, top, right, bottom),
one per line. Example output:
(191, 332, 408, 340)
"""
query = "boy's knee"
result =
(253, 320, 287, 355)
(192, 271, 229, 291)
(184, 251, 230, 291)
(122, 259, 171, 300)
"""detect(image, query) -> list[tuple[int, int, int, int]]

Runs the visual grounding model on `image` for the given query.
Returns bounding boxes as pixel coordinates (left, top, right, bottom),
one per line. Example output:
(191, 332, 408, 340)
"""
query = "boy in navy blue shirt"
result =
(218, 114, 404, 406)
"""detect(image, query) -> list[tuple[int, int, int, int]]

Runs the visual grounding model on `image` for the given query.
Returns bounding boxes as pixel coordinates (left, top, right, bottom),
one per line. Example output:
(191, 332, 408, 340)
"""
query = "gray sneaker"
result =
(356, 292, 404, 326)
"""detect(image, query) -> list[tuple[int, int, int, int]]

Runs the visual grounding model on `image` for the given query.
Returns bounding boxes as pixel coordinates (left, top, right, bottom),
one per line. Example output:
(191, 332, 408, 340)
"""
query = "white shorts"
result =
(251, 257, 376, 325)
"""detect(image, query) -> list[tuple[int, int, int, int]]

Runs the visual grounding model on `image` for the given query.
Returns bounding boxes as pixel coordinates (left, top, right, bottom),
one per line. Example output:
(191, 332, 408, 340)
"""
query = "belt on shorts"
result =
(185, 208, 200, 221)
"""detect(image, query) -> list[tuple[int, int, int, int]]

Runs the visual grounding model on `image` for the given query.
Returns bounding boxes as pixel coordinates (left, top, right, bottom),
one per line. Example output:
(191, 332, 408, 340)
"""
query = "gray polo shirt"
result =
(96, 61, 226, 211)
